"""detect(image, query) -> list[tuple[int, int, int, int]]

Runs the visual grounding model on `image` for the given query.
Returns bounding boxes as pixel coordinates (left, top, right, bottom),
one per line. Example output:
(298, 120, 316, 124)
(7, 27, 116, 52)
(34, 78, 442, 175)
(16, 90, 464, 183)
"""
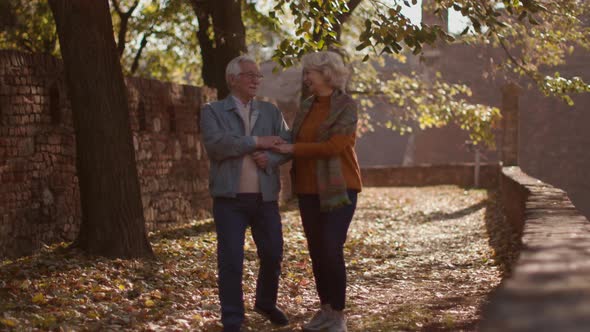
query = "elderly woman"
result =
(273, 51, 362, 332)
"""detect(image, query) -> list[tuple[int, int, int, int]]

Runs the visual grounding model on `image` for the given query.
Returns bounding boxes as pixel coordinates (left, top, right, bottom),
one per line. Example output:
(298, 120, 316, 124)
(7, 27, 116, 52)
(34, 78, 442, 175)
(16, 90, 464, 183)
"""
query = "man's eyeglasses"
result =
(238, 72, 264, 80)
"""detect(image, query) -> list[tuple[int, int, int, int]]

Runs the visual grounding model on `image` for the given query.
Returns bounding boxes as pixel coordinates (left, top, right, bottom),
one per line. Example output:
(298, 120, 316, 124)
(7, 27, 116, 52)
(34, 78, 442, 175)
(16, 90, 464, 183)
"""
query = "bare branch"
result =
(130, 32, 150, 74)
(491, 27, 539, 81)
(111, 0, 123, 15)
(112, 0, 141, 57)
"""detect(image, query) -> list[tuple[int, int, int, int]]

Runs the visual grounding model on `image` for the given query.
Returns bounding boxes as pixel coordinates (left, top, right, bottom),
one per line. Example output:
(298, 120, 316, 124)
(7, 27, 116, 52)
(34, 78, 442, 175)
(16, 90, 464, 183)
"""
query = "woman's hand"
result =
(256, 136, 286, 149)
(271, 143, 294, 154)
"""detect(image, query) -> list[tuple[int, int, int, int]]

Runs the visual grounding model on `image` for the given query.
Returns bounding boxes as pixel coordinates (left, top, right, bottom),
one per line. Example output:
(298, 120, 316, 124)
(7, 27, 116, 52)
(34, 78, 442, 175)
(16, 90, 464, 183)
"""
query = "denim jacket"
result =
(200, 96, 291, 201)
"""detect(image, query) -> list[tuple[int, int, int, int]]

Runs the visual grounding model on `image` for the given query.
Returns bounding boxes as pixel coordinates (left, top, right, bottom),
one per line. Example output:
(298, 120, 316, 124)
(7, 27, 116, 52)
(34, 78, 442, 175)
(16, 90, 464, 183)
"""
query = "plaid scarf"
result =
(292, 90, 358, 211)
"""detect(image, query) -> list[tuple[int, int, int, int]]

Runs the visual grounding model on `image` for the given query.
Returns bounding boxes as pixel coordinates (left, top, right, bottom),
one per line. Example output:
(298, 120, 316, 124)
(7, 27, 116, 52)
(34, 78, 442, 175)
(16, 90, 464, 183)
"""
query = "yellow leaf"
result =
(151, 290, 162, 299)
(0, 318, 18, 327)
(144, 299, 155, 307)
(87, 311, 100, 319)
(32, 293, 46, 304)
(118, 284, 126, 291)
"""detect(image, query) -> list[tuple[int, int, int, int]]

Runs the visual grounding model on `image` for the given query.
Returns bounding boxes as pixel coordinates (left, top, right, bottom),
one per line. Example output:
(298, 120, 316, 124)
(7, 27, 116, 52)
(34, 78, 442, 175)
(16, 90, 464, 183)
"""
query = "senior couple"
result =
(200, 51, 362, 332)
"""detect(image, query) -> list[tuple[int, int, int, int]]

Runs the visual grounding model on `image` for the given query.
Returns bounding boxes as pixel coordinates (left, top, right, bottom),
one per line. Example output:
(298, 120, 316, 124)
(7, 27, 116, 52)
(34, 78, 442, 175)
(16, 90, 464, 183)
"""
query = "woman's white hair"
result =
(225, 54, 257, 88)
(301, 51, 350, 90)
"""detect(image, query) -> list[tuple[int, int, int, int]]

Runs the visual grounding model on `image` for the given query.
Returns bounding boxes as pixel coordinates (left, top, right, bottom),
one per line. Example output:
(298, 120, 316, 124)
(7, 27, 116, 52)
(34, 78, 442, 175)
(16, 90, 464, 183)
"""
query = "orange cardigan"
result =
(293, 95, 362, 194)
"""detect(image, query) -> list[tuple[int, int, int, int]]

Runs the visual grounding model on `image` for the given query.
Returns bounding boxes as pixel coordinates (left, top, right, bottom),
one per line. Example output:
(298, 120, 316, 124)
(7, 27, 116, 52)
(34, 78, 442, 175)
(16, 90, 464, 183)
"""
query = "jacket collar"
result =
(221, 95, 238, 111)
(221, 94, 259, 111)
(221, 95, 260, 130)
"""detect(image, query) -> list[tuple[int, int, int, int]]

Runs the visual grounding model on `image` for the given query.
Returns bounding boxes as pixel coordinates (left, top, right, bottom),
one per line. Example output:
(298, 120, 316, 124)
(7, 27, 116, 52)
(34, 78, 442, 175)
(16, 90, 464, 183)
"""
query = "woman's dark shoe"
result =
(254, 305, 289, 326)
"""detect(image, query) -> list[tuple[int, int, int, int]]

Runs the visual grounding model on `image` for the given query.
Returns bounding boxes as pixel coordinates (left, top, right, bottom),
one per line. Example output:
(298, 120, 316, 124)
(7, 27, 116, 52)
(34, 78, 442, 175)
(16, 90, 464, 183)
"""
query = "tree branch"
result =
(334, 0, 363, 41)
(130, 32, 150, 74)
(111, 0, 141, 57)
(111, 0, 123, 15)
(491, 27, 539, 81)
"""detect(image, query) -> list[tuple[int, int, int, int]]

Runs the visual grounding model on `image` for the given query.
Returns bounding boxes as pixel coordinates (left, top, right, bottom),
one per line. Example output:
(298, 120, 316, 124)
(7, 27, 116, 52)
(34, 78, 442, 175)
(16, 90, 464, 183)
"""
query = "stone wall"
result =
(0, 51, 214, 257)
(361, 163, 500, 189)
(125, 77, 215, 230)
(480, 167, 590, 331)
(0, 51, 78, 257)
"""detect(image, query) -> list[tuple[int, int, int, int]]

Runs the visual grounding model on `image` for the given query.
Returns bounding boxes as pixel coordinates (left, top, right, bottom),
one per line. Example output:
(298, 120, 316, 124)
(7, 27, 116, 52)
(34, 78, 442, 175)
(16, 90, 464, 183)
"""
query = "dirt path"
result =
(243, 186, 510, 331)
(0, 186, 514, 331)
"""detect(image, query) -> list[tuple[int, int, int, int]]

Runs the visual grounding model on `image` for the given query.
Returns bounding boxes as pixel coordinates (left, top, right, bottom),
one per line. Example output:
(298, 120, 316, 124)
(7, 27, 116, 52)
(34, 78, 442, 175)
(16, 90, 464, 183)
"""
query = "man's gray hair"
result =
(301, 51, 350, 90)
(225, 55, 257, 88)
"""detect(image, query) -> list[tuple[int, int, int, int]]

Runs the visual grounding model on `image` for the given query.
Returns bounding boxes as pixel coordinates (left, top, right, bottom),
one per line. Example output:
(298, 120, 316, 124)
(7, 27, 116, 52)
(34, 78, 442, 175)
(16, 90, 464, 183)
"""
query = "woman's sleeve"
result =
(293, 134, 354, 158)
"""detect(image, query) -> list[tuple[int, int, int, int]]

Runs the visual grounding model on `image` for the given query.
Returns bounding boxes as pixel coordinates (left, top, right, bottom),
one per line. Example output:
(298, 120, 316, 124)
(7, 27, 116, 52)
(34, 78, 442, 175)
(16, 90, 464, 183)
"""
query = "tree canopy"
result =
(271, 0, 590, 104)
(0, 0, 59, 56)
(2, 0, 589, 146)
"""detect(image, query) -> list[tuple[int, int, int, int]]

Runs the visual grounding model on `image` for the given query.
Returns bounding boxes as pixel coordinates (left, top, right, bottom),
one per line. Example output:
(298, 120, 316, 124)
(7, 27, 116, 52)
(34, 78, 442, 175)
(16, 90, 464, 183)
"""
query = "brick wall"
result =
(125, 77, 215, 230)
(0, 51, 214, 258)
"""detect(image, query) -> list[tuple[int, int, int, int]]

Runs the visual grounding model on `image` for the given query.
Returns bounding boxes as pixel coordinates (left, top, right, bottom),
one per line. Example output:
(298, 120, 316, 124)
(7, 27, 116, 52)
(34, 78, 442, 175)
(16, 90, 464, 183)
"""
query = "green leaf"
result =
(317, 39, 325, 50)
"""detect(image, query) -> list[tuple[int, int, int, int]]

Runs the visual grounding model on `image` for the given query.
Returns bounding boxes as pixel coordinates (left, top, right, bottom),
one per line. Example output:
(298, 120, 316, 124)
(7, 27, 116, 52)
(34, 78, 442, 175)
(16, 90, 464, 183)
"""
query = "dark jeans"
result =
(297, 190, 358, 311)
(213, 194, 284, 327)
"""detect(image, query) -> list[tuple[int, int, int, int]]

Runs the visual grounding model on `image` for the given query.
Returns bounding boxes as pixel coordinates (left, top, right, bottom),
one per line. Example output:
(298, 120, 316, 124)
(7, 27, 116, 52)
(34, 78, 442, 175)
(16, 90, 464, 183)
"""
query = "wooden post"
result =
(501, 82, 522, 166)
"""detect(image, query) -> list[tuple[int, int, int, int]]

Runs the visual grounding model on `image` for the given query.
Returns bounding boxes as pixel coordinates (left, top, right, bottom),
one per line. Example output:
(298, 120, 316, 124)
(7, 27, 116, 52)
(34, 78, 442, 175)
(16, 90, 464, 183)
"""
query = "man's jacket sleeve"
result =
(265, 106, 293, 171)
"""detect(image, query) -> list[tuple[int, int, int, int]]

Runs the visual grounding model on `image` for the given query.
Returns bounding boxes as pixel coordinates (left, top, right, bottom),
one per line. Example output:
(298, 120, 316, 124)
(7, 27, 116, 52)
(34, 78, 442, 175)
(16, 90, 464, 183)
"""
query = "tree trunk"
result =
(190, 0, 247, 99)
(48, 0, 153, 258)
(191, 1, 217, 88)
(209, 0, 246, 98)
(334, 0, 363, 42)
(0, 1, 16, 30)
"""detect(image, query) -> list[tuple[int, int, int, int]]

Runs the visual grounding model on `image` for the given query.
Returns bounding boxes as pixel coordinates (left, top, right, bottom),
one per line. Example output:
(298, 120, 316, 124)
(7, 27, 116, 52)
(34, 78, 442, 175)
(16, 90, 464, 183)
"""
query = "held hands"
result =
(252, 136, 291, 169)
(271, 144, 294, 154)
(256, 136, 286, 149)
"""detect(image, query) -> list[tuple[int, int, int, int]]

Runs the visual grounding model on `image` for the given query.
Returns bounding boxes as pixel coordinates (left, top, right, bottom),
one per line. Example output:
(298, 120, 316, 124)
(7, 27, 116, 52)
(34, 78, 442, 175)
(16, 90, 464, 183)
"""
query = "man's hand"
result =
(256, 136, 286, 149)
(271, 144, 294, 154)
(252, 151, 269, 169)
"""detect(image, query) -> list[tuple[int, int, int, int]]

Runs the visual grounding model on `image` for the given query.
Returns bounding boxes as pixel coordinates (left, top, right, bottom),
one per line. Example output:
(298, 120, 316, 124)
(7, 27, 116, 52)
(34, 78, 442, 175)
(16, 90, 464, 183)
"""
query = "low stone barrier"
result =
(361, 164, 590, 330)
(480, 167, 590, 331)
(361, 163, 501, 189)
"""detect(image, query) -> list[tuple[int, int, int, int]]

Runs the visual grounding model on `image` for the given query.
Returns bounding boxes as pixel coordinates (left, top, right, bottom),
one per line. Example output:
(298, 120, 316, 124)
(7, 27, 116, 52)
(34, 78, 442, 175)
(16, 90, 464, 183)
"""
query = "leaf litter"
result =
(0, 186, 518, 331)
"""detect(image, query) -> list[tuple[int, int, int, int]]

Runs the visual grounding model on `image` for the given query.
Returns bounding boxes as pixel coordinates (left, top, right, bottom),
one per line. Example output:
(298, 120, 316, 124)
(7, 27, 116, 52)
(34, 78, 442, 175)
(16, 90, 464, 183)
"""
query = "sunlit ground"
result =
(0, 186, 519, 331)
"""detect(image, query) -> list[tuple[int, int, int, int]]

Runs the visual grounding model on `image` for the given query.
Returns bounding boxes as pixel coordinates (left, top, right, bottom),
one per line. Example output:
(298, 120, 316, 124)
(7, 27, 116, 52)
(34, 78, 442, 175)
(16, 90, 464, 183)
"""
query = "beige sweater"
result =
(233, 96, 260, 193)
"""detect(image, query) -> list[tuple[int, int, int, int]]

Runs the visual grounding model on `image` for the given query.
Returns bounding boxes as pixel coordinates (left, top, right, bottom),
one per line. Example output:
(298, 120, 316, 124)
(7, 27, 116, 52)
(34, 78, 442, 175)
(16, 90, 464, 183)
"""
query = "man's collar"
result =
(223, 94, 254, 111)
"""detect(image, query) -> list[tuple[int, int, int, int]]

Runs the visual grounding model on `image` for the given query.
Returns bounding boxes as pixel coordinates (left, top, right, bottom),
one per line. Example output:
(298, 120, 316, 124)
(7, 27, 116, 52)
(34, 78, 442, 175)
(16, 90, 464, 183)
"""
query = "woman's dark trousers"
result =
(297, 190, 358, 311)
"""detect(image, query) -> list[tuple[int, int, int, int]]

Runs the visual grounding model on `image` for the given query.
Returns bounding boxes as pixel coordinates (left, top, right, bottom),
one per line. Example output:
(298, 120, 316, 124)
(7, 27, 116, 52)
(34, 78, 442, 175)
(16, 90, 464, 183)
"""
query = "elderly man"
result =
(200, 55, 290, 332)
